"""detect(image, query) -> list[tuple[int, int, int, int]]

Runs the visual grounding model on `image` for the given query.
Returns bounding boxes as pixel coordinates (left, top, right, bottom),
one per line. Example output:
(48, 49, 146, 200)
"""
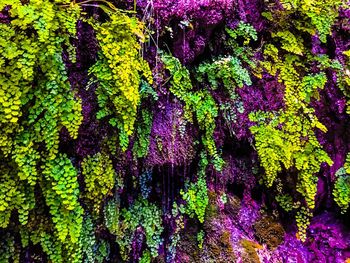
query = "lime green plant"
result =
(250, 69, 332, 209)
(264, 0, 346, 43)
(88, 10, 153, 150)
(338, 50, 350, 114)
(104, 199, 122, 236)
(0, 0, 84, 261)
(249, 5, 339, 238)
(80, 215, 96, 263)
(333, 154, 350, 213)
(162, 54, 224, 170)
(81, 152, 115, 214)
(0, 0, 153, 261)
(252, 2, 350, 241)
(42, 154, 83, 244)
(196, 56, 252, 96)
(104, 197, 163, 261)
(181, 152, 209, 223)
(80, 215, 110, 263)
(132, 80, 158, 159)
(195, 22, 255, 141)
(0, 164, 35, 228)
(225, 21, 257, 44)
(295, 206, 312, 241)
(197, 229, 205, 249)
(120, 198, 163, 260)
(276, 194, 296, 212)
(133, 109, 153, 158)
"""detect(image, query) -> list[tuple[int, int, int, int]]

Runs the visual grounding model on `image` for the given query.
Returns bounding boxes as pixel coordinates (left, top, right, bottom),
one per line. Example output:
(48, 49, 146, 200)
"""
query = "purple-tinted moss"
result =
(146, 101, 195, 167)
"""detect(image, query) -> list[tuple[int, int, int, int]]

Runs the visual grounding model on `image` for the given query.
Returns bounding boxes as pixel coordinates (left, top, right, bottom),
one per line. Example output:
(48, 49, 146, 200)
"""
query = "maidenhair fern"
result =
(250, 36, 334, 241)
(0, 0, 349, 261)
(333, 154, 350, 213)
(196, 56, 252, 92)
(0, 0, 84, 260)
(0, 0, 153, 261)
(181, 153, 209, 223)
(81, 152, 115, 215)
(105, 197, 164, 261)
(161, 54, 224, 170)
(88, 11, 153, 150)
(133, 109, 153, 158)
(42, 154, 83, 244)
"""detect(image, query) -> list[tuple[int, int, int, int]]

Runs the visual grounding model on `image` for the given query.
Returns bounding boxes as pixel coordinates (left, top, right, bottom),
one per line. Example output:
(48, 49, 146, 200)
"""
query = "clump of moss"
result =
(153, 255, 166, 263)
(221, 231, 235, 259)
(206, 231, 236, 263)
(224, 194, 241, 219)
(205, 190, 219, 222)
(254, 216, 285, 249)
(176, 224, 201, 262)
(240, 239, 262, 263)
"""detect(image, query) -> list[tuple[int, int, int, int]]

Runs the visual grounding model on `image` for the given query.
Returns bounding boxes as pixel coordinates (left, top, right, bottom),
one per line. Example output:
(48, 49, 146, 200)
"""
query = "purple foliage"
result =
(146, 100, 195, 166)
(58, 1, 350, 261)
(138, 0, 265, 63)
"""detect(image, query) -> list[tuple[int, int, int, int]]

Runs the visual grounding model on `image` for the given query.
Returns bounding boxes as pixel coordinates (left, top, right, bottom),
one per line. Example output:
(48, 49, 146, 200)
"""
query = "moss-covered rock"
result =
(240, 239, 262, 263)
(254, 216, 285, 249)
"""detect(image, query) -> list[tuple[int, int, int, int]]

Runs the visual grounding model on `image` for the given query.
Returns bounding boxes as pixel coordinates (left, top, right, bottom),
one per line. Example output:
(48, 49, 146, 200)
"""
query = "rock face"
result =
(71, 0, 350, 261)
(175, 191, 350, 263)
(132, 1, 350, 261)
(1, 0, 350, 262)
